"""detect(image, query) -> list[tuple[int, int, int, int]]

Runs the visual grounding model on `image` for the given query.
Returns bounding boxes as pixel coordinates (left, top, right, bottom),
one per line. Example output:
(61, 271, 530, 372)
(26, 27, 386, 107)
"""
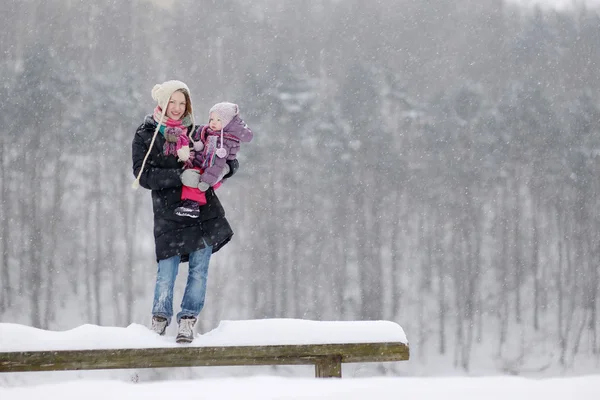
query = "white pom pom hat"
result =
(132, 80, 195, 189)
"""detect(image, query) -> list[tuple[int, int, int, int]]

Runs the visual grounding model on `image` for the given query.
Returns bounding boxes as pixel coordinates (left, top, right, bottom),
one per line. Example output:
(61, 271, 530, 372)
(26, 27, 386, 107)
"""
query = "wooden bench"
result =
(0, 341, 408, 378)
(0, 319, 410, 378)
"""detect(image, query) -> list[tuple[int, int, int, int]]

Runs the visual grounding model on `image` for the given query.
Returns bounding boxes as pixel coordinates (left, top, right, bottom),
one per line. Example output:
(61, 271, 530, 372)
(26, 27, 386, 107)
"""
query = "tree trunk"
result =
(0, 133, 9, 312)
(531, 193, 540, 331)
(498, 184, 510, 353)
(513, 179, 522, 324)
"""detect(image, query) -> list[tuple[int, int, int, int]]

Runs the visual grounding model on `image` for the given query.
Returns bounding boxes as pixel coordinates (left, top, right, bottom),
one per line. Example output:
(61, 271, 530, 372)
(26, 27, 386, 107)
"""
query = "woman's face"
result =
(166, 91, 186, 120)
(209, 112, 223, 131)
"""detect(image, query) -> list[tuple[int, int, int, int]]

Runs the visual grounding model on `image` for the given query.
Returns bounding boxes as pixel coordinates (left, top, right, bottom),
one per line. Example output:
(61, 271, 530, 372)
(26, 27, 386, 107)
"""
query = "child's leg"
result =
(210, 161, 231, 191)
(180, 167, 207, 205)
(181, 186, 207, 205)
(215, 163, 231, 184)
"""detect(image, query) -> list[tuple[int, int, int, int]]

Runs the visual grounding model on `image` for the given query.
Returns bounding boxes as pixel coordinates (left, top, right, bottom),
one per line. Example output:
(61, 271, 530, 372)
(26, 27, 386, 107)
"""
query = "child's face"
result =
(209, 112, 223, 131)
(166, 91, 186, 120)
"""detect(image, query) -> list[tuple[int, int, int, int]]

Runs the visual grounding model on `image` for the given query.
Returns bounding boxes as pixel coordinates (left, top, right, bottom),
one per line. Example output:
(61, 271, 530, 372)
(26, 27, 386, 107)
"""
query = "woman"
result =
(131, 80, 238, 343)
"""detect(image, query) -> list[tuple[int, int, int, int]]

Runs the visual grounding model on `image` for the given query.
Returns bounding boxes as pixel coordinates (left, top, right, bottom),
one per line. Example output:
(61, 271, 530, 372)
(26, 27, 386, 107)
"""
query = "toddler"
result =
(175, 102, 253, 218)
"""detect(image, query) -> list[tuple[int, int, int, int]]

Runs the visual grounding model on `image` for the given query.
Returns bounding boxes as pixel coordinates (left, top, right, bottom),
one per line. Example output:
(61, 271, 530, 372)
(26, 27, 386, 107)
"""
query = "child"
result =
(175, 102, 253, 218)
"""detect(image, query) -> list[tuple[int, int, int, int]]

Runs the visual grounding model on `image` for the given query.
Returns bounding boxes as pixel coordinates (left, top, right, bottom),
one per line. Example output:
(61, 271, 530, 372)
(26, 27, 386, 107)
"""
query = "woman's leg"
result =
(177, 244, 213, 324)
(152, 255, 181, 325)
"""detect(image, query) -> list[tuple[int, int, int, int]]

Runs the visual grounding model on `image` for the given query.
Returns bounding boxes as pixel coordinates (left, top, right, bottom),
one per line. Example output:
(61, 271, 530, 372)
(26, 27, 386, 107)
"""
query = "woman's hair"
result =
(177, 88, 193, 118)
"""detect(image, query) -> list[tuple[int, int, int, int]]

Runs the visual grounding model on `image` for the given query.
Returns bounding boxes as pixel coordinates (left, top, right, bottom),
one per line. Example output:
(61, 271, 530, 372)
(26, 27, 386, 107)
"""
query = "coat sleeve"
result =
(224, 159, 239, 180)
(132, 126, 183, 191)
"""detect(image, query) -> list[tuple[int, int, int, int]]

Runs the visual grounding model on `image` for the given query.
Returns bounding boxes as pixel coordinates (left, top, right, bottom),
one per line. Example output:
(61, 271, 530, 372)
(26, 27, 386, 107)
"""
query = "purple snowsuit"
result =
(191, 115, 253, 186)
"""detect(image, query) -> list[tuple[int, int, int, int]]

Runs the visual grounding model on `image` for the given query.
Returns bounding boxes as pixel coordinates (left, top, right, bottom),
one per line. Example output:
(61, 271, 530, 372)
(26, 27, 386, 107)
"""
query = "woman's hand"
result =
(224, 159, 239, 180)
(180, 169, 200, 187)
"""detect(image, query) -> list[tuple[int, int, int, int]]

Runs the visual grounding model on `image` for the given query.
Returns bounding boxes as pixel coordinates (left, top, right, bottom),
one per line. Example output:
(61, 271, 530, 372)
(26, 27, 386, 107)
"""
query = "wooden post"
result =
(315, 355, 342, 378)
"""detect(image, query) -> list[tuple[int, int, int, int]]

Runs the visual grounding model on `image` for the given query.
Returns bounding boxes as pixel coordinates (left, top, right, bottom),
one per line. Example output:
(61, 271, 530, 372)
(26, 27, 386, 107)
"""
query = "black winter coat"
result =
(132, 116, 235, 262)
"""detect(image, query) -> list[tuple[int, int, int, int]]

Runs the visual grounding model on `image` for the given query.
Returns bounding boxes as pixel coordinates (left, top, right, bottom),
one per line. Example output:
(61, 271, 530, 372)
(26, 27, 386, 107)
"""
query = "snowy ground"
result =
(1, 319, 599, 399)
(2, 375, 600, 400)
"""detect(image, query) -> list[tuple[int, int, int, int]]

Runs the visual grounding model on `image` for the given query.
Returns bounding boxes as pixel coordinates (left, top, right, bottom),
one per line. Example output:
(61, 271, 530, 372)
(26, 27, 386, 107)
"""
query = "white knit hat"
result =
(132, 80, 195, 189)
(209, 102, 239, 128)
(152, 80, 191, 112)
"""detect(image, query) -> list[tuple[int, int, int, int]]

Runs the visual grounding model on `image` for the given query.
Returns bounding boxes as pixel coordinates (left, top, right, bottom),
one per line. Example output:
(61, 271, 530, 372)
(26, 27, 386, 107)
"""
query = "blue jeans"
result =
(152, 245, 213, 325)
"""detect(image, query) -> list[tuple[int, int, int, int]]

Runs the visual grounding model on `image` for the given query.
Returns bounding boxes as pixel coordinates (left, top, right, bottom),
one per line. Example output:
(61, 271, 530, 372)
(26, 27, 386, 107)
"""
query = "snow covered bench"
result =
(0, 319, 409, 378)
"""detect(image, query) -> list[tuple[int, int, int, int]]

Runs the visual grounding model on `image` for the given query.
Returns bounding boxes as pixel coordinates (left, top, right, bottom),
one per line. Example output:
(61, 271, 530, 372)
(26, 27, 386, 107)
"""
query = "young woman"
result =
(131, 80, 238, 343)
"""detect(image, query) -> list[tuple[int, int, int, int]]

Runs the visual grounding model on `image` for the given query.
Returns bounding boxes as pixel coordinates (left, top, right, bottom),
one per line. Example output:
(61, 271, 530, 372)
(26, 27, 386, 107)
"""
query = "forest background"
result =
(1, 0, 600, 377)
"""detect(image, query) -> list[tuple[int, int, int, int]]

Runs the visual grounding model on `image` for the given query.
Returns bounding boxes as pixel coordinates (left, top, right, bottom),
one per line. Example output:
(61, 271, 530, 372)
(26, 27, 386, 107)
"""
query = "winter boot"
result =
(175, 200, 200, 218)
(151, 315, 167, 336)
(176, 316, 197, 343)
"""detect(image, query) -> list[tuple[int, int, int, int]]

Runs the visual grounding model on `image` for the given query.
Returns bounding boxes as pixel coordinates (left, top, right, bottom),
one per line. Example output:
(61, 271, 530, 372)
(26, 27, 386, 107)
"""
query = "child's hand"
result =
(198, 181, 210, 192)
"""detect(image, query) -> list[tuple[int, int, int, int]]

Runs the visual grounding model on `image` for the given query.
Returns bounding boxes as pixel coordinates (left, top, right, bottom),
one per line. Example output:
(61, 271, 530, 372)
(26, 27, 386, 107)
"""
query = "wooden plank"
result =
(0, 342, 409, 373)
